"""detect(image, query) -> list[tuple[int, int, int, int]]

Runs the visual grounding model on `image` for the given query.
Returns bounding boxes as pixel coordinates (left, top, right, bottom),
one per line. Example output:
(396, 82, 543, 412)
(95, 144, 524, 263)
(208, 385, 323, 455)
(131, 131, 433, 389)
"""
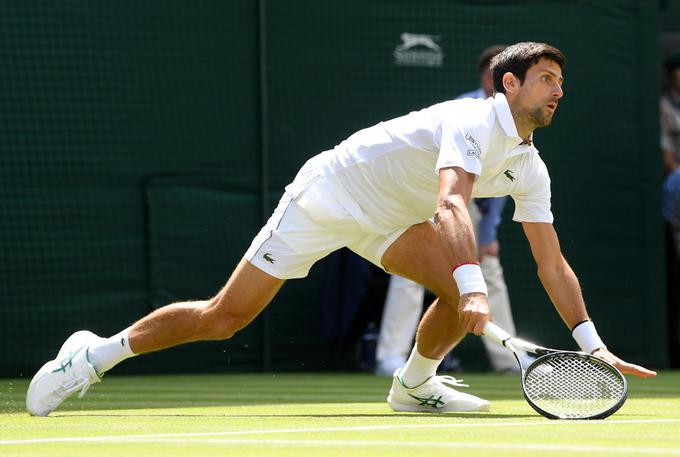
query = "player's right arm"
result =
(435, 166, 490, 336)
(435, 167, 477, 268)
(433, 104, 494, 335)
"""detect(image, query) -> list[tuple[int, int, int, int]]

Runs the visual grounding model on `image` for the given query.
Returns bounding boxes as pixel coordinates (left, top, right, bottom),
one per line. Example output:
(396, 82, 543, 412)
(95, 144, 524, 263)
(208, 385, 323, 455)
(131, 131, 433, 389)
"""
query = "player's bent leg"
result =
(26, 258, 284, 416)
(381, 221, 467, 359)
(380, 222, 489, 413)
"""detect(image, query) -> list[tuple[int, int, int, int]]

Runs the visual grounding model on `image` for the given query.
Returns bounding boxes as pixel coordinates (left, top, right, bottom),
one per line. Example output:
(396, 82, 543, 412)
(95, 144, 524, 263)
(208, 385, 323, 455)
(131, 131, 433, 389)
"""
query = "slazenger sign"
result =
(393, 33, 443, 68)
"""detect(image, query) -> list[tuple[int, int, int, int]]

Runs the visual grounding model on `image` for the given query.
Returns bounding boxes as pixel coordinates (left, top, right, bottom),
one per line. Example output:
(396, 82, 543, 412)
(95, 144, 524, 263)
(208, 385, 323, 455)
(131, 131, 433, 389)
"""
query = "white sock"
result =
(399, 345, 442, 388)
(87, 328, 137, 374)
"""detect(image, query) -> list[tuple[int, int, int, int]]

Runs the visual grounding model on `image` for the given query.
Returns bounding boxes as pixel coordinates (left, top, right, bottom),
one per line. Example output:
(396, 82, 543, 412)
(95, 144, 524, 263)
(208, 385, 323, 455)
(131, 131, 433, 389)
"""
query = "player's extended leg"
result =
(129, 259, 284, 354)
(26, 258, 284, 416)
(380, 221, 490, 412)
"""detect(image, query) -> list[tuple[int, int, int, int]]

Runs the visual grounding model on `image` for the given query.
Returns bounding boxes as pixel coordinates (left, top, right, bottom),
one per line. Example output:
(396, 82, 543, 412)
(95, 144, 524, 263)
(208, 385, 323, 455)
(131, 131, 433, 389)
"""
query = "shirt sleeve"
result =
(511, 154, 554, 223)
(435, 122, 484, 177)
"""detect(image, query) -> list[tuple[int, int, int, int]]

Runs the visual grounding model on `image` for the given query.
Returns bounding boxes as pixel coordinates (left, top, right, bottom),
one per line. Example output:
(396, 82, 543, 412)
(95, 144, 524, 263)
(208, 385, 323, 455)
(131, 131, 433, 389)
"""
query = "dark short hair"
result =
(476, 44, 507, 74)
(490, 42, 566, 94)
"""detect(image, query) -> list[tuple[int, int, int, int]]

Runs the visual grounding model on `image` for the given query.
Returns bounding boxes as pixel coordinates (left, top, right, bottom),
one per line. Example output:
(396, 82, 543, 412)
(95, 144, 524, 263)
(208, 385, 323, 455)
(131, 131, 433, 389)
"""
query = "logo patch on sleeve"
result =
(464, 133, 481, 159)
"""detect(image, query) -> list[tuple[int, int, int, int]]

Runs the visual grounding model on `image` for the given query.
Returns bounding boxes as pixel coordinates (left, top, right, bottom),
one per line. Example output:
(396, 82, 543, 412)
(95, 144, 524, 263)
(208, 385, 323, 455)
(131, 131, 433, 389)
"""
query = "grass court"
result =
(1, 371, 679, 456)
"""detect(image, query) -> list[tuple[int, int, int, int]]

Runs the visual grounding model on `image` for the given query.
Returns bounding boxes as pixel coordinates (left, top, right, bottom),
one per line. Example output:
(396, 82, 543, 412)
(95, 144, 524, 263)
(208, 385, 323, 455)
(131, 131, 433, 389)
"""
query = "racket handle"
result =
(483, 321, 513, 347)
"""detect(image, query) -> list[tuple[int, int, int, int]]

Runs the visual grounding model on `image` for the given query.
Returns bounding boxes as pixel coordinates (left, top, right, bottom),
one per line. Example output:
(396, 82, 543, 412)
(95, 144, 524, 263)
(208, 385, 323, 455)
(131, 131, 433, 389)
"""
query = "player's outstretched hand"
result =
(592, 348, 657, 378)
(458, 293, 490, 336)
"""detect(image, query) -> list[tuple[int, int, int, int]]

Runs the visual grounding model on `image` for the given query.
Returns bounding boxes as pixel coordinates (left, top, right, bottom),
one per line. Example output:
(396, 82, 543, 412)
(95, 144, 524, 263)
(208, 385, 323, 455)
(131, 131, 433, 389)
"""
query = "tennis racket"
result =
(483, 321, 627, 420)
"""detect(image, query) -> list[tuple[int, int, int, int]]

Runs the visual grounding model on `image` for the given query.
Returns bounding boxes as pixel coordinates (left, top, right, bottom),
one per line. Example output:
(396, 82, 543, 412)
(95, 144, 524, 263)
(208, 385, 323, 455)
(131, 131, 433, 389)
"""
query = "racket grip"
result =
(483, 321, 513, 347)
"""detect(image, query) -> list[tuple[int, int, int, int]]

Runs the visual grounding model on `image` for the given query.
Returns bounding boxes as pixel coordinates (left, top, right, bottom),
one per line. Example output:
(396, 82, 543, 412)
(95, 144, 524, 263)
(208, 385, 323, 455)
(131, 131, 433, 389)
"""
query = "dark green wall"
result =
(0, 0, 666, 376)
(0, 0, 262, 374)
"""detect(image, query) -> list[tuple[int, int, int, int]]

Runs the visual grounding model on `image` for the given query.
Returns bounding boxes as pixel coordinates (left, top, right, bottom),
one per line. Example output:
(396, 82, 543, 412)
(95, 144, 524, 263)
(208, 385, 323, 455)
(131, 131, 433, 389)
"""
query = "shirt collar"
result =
(492, 92, 518, 137)
(491, 92, 534, 146)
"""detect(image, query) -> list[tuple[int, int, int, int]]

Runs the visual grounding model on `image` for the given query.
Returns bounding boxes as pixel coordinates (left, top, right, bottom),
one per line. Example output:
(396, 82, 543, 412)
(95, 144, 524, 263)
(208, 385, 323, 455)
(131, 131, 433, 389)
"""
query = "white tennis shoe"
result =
(387, 368, 490, 413)
(26, 331, 103, 416)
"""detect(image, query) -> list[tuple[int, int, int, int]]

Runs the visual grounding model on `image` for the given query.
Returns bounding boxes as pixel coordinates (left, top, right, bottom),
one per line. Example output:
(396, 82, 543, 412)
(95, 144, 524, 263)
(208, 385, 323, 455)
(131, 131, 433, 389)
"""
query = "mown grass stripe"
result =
(2, 418, 679, 445)
(80, 438, 680, 454)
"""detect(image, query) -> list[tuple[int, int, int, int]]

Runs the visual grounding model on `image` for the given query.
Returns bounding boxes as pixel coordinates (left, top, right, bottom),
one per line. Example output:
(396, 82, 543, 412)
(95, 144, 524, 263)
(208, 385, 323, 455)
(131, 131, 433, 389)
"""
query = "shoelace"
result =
(56, 376, 92, 399)
(436, 375, 469, 388)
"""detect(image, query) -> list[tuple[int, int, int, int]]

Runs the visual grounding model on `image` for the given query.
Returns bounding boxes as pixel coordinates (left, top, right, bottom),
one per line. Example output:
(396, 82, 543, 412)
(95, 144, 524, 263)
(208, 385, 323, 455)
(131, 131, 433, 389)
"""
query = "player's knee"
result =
(200, 312, 239, 340)
(200, 297, 253, 340)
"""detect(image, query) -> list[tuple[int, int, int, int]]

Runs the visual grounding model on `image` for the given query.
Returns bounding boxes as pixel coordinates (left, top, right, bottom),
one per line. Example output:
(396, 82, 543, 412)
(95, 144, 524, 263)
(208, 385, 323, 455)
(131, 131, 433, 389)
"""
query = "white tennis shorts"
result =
(244, 167, 409, 279)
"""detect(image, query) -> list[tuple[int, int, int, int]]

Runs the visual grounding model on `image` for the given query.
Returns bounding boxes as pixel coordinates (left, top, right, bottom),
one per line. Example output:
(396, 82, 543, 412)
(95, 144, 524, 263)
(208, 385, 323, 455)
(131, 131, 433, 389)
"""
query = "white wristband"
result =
(572, 320, 606, 354)
(452, 263, 488, 296)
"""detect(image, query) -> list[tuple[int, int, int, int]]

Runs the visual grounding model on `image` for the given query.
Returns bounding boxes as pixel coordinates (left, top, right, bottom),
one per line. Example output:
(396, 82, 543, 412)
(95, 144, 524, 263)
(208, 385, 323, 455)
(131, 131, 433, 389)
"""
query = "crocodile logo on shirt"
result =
(504, 170, 516, 182)
(263, 253, 276, 264)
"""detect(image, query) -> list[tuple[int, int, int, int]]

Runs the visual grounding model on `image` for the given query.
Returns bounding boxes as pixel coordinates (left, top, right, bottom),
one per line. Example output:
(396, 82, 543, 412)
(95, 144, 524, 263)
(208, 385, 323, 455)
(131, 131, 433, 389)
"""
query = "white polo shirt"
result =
(302, 93, 553, 235)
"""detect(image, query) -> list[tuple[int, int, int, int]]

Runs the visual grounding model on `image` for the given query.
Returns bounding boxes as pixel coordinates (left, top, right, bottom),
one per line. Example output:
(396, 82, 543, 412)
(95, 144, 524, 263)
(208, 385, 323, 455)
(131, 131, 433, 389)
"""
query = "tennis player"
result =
(27, 42, 656, 417)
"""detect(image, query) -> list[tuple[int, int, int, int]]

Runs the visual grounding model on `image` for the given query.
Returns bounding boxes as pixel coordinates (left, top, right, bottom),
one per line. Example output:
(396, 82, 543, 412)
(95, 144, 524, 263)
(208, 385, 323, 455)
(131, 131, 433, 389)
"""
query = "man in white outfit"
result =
(375, 45, 529, 375)
(27, 42, 655, 417)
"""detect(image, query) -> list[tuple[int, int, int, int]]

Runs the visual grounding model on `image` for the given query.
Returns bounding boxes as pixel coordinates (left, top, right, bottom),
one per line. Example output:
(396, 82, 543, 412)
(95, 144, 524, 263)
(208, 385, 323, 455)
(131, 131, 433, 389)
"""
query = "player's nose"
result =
(553, 82, 564, 99)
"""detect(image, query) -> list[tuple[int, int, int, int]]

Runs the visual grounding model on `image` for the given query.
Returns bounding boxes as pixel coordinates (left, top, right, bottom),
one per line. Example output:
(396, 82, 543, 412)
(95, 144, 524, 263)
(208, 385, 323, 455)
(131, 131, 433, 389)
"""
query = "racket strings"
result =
(523, 353, 626, 419)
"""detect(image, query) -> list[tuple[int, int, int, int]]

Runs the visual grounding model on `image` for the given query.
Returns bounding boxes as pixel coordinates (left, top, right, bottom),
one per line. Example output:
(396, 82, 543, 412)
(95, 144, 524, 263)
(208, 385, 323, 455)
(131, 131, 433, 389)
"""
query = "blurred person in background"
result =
(375, 45, 532, 376)
(661, 51, 680, 366)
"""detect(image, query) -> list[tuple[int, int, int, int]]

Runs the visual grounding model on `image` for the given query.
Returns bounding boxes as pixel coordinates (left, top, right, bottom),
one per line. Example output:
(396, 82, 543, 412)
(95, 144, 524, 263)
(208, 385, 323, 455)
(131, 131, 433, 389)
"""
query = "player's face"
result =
(515, 58, 564, 128)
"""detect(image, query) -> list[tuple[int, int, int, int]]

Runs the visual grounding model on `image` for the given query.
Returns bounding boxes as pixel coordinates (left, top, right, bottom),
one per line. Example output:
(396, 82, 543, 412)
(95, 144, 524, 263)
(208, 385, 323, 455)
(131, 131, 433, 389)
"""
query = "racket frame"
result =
(483, 322, 628, 420)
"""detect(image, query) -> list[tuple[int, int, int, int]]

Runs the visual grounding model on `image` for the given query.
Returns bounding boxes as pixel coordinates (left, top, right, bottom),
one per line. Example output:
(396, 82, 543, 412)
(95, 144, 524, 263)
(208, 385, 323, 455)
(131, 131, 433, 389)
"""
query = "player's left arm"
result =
(522, 221, 657, 378)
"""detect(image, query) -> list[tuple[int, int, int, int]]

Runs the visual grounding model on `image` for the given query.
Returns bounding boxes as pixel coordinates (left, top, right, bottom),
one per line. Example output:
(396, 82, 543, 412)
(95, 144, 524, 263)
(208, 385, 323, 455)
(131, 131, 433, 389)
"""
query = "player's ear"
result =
(502, 72, 518, 94)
